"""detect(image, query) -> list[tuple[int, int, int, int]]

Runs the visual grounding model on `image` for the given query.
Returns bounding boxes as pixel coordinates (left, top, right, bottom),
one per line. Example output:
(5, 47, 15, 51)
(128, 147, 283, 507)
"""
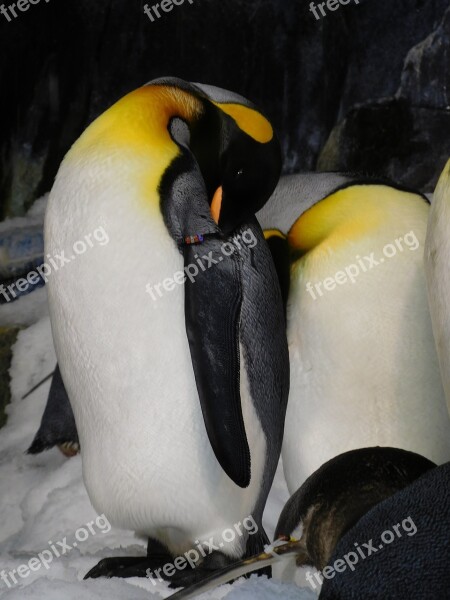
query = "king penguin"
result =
(44, 77, 289, 584)
(258, 175, 450, 494)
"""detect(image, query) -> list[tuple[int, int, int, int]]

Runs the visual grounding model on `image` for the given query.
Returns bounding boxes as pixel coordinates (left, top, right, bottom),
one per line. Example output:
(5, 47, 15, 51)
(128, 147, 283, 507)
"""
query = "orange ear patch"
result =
(210, 186, 223, 223)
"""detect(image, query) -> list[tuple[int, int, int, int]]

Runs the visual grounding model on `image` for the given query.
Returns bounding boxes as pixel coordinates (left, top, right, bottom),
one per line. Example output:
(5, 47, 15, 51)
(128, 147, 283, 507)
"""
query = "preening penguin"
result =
(167, 447, 435, 600)
(260, 176, 450, 494)
(44, 78, 289, 583)
(273, 446, 435, 572)
(320, 460, 450, 599)
(425, 159, 450, 416)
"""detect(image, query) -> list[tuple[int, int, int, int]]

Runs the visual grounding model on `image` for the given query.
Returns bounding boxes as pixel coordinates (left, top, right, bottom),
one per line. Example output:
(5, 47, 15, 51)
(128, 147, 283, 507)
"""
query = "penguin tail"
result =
(167, 540, 308, 600)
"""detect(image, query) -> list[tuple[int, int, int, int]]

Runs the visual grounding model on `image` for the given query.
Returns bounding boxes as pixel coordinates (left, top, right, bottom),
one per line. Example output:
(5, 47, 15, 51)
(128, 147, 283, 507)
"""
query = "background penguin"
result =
(166, 447, 435, 600)
(273, 446, 436, 572)
(257, 176, 450, 494)
(425, 159, 450, 416)
(44, 77, 289, 585)
(320, 460, 450, 599)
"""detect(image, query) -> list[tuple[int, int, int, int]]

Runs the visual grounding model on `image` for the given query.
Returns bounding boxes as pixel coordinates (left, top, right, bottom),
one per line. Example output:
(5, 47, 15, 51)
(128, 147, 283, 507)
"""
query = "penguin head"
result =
(209, 100, 282, 235)
(152, 78, 282, 239)
(215, 126, 280, 234)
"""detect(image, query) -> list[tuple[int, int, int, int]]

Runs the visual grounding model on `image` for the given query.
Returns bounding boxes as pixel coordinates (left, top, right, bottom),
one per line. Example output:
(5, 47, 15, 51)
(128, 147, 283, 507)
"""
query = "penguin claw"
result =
(84, 554, 174, 580)
(84, 557, 147, 579)
(58, 441, 80, 457)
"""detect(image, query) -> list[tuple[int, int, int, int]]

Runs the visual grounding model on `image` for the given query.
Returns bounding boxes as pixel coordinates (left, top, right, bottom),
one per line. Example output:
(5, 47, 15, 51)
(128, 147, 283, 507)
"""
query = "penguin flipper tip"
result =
(26, 438, 49, 454)
(167, 541, 303, 600)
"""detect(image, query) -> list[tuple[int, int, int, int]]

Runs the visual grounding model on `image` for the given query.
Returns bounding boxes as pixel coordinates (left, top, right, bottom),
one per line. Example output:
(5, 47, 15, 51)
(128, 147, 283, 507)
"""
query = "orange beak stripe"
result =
(210, 186, 223, 224)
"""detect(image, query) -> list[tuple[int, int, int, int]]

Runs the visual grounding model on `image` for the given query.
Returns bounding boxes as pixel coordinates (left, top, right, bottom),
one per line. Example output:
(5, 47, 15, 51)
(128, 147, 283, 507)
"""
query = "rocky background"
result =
(0, 0, 449, 219)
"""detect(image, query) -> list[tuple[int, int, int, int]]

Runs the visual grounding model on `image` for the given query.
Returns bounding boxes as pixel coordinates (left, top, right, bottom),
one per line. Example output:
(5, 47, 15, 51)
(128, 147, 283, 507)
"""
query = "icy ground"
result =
(0, 289, 317, 598)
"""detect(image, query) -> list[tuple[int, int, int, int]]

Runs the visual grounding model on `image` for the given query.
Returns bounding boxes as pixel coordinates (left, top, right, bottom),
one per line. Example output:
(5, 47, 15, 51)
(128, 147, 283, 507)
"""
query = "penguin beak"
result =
(210, 186, 223, 225)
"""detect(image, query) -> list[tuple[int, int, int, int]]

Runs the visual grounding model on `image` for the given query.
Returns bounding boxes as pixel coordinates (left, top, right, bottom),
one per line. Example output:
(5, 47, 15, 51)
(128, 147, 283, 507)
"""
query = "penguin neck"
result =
(63, 85, 204, 216)
(288, 185, 419, 255)
(69, 85, 204, 160)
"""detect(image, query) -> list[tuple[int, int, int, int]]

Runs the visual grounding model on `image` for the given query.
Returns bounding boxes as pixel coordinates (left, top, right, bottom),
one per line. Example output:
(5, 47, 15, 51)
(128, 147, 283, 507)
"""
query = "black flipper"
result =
(183, 237, 250, 488)
(264, 231, 290, 320)
(27, 364, 79, 454)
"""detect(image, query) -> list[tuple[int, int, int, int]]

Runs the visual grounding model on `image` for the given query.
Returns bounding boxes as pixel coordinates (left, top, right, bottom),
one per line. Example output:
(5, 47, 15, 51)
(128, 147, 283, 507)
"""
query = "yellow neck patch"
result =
(66, 85, 204, 213)
(75, 85, 203, 154)
(264, 228, 287, 241)
(288, 184, 423, 254)
(213, 102, 273, 143)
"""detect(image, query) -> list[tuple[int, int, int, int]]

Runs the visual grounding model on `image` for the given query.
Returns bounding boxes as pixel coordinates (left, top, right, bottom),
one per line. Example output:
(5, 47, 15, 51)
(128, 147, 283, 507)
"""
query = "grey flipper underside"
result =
(27, 364, 79, 454)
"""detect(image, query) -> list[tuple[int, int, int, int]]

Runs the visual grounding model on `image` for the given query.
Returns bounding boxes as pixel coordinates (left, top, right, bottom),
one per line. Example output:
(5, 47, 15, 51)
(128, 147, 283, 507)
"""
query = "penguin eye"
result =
(235, 168, 244, 178)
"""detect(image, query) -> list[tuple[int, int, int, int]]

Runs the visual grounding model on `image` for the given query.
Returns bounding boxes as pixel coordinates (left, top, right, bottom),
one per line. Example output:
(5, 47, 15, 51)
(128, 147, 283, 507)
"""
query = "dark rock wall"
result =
(319, 3, 450, 191)
(0, 0, 449, 217)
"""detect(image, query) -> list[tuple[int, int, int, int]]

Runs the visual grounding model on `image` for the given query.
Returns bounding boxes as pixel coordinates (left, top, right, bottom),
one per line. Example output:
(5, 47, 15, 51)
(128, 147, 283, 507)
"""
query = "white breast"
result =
(425, 161, 450, 417)
(45, 150, 266, 557)
(283, 203, 450, 494)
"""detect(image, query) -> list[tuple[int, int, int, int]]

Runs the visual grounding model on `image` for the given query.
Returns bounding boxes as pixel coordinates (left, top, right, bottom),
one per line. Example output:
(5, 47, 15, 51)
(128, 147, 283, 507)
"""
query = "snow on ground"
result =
(0, 195, 47, 236)
(0, 287, 318, 599)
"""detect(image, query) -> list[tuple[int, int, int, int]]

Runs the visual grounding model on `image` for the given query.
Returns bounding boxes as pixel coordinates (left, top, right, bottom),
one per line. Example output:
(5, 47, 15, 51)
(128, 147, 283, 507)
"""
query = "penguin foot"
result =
(84, 538, 174, 580)
(84, 554, 171, 580)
